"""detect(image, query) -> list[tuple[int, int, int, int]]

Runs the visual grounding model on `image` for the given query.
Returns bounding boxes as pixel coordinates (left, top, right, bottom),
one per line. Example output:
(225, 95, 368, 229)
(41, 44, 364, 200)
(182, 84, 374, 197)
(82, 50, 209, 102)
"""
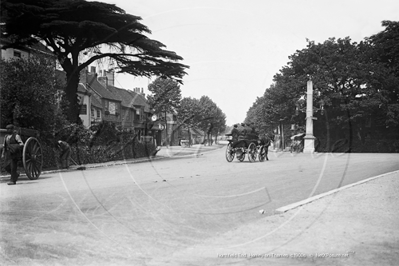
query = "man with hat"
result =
(1, 124, 24, 185)
(57, 140, 71, 169)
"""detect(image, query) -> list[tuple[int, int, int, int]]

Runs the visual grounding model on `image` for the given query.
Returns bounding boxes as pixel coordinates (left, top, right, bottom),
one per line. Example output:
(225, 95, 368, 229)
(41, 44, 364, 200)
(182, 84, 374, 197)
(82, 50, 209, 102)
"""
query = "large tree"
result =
(1, 0, 188, 122)
(198, 96, 226, 143)
(177, 97, 203, 145)
(367, 20, 399, 128)
(147, 77, 182, 114)
(147, 77, 182, 145)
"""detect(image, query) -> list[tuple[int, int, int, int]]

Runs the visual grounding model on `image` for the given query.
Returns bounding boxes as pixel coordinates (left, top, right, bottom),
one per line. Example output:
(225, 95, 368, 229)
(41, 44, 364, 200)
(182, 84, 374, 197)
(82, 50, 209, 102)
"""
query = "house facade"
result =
(78, 67, 162, 143)
(0, 38, 56, 63)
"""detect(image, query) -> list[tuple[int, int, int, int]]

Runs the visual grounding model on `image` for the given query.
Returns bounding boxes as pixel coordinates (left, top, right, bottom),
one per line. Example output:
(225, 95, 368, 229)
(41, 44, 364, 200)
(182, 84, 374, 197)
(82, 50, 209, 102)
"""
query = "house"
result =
(81, 68, 159, 142)
(57, 66, 161, 143)
(105, 86, 148, 135)
(77, 83, 92, 127)
(179, 127, 205, 145)
(152, 112, 179, 146)
(55, 69, 97, 129)
(0, 38, 56, 63)
(84, 68, 122, 127)
(90, 91, 103, 126)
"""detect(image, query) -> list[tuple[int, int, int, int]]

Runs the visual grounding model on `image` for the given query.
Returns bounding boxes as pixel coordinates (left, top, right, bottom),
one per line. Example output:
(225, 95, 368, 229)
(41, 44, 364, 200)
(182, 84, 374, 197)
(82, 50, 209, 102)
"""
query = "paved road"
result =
(1, 147, 398, 265)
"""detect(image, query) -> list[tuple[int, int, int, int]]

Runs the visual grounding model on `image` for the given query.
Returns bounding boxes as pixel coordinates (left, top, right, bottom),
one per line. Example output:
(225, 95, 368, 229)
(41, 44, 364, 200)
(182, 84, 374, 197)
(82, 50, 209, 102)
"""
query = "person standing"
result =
(57, 140, 71, 169)
(1, 124, 24, 185)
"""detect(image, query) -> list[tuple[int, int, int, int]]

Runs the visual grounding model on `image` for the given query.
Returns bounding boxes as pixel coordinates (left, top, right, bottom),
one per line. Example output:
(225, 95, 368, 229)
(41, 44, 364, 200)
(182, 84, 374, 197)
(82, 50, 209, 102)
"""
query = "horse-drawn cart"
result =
(0, 127, 43, 180)
(225, 133, 271, 163)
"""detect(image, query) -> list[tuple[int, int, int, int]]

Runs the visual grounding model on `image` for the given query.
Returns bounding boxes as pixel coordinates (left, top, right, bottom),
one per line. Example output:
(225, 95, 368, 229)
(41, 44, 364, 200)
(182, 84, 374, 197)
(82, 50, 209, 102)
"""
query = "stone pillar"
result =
(303, 79, 315, 153)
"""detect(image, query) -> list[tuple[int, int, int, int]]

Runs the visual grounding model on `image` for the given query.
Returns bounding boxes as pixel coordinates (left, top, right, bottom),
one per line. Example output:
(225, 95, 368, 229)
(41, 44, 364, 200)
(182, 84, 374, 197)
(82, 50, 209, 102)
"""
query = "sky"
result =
(98, 0, 399, 126)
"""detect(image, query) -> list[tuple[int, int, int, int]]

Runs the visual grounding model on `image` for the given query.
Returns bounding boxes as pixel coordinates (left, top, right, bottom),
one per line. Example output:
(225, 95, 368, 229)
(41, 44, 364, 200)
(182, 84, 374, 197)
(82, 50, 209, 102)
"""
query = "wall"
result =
(1, 47, 29, 61)
(78, 93, 91, 128)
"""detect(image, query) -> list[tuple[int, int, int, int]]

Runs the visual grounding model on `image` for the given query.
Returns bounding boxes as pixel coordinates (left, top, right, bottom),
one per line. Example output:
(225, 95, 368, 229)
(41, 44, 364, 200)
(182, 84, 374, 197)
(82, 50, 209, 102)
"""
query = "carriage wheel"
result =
(236, 148, 245, 162)
(225, 143, 235, 162)
(258, 146, 266, 162)
(23, 137, 43, 180)
(248, 143, 257, 162)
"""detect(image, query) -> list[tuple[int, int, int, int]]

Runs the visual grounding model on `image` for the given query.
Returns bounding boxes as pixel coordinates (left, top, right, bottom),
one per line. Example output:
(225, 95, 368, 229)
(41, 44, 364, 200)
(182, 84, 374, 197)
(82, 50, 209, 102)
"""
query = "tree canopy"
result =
(178, 96, 226, 137)
(1, 0, 189, 122)
(147, 77, 182, 114)
(198, 96, 226, 139)
(0, 56, 67, 138)
(244, 21, 399, 152)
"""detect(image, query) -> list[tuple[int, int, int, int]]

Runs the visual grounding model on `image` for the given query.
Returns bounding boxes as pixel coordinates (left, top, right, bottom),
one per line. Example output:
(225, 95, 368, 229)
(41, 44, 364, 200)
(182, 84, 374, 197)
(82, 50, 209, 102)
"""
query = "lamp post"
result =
(303, 77, 316, 153)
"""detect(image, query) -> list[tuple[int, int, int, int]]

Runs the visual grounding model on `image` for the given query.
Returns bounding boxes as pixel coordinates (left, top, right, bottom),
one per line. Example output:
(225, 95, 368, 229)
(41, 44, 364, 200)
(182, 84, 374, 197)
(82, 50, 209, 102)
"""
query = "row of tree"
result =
(244, 21, 399, 152)
(147, 77, 227, 144)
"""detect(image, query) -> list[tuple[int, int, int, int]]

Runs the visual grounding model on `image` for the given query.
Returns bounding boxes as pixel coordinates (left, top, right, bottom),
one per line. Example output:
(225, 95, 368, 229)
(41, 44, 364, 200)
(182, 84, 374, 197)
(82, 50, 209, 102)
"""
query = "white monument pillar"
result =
(303, 79, 315, 153)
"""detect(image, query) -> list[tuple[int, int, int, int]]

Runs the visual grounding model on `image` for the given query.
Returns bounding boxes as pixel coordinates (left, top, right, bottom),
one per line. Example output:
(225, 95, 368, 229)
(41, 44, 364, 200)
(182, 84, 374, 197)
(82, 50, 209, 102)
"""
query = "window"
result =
(80, 104, 87, 115)
(109, 102, 116, 114)
(97, 110, 101, 118)
(13, 51, 21, 58)
(91, 108, 95, 117)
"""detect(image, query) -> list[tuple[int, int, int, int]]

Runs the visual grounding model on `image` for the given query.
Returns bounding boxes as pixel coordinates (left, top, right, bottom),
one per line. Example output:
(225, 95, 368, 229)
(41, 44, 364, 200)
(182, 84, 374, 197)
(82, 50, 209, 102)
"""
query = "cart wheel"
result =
(248, 142, 257, 162)
(236, 148, 245, 162)
(23, 137, 43, 180)
(225, 143, 235, 162)
(258, 146, 266, 162)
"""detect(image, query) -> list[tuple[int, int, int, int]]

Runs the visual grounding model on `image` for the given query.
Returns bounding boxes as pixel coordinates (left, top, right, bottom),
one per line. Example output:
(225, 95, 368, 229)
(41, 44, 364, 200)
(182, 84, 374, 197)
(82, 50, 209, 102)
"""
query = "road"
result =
(1, 147, 398, 265)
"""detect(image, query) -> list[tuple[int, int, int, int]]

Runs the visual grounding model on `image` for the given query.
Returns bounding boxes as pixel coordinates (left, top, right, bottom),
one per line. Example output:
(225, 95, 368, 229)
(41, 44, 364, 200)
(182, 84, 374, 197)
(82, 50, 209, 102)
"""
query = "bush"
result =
(31, 122, 157, 170)
(0, 57, 67, 137)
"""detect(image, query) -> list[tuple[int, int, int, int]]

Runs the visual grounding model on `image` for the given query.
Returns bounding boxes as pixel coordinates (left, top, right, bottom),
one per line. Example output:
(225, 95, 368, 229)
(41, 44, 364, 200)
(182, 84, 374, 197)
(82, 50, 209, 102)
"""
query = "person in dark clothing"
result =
(1, 124, 24, 185)
(57, 140, 71, 169)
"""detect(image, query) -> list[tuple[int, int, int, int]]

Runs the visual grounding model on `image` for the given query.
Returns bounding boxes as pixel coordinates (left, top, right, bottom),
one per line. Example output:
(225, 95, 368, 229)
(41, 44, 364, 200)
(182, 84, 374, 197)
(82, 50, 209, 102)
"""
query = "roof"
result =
(53, 71, 150, 111)
(91, 94, 103, 109)
(106, 85, 132, 108)
(128, 90, 151, 112)
(86, 73, 120, 102)
(0, 38, 55, 57)
(107, 85, 150, 112)
(29, 42, 55, 57)
(180, 127, 205, 137)
(77, 83, 90, 95)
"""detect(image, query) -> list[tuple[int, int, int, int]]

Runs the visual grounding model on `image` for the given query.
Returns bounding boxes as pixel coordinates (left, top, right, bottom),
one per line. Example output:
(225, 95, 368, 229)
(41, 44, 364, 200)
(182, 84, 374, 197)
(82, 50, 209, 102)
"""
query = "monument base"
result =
(303, 135, 315, 153)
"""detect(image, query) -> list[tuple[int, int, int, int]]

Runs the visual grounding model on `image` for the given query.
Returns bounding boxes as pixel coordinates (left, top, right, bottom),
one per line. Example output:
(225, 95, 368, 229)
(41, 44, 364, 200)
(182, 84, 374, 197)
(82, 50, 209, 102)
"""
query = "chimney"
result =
(98, 76, 108, 89)
(90, 66, 96, 74)
(105, 70, 115, 87)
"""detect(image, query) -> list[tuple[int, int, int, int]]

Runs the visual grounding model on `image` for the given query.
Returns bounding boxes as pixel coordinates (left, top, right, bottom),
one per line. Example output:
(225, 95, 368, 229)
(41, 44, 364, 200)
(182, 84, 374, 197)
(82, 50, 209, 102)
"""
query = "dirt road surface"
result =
(1, 146, 398, 265)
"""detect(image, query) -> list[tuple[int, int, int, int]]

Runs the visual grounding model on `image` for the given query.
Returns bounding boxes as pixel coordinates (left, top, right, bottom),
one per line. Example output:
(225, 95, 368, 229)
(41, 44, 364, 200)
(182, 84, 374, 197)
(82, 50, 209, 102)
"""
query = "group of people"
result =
(1, 124, 72, 185)
(229, 123, 273, 148)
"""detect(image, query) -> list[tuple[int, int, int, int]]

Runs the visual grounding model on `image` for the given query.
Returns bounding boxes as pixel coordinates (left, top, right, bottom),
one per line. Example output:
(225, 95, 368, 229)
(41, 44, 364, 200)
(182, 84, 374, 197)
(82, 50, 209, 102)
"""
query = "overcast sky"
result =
(101, 0, 399, 126)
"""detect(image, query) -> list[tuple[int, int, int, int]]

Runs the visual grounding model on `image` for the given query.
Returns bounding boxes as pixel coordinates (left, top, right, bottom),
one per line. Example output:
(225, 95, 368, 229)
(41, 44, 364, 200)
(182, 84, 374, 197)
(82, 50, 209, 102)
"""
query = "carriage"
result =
(0, 127, 43, 180)
(224, 129, 270, 163)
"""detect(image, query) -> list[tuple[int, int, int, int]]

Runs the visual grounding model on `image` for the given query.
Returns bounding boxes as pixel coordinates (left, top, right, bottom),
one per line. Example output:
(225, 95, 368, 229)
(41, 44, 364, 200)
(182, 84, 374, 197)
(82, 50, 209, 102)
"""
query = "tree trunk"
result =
(164, 111, 169, 146)
(65, 70, 81, 123)
(188, 127, 192, 147)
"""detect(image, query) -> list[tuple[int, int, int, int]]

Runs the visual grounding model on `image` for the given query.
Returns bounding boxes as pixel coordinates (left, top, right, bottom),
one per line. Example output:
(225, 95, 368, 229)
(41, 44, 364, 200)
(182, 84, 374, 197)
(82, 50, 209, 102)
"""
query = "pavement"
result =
(0, 143, 225, 179)
(1, 144, 398, 265)
(165, 169, 399, 266)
